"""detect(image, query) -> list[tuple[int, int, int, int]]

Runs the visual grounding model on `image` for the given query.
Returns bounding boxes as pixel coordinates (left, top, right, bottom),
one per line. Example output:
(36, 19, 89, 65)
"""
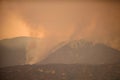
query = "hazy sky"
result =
(0, 0, 120, 64)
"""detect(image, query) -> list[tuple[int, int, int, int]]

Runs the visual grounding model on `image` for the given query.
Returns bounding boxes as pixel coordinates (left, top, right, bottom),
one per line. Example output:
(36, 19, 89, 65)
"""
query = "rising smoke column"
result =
(26, 27, 45, 64)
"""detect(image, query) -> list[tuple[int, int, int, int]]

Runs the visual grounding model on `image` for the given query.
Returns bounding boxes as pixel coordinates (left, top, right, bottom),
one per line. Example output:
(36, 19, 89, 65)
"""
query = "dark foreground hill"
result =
(0, 64, 120, 80)
(40, 40, 120, 64)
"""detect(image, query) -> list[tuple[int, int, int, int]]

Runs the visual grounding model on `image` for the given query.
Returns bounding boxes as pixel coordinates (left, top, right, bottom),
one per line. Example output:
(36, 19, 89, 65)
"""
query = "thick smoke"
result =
(1, 1, 120, 64)
(26, 26, 74, 64)
(0, 11, 29, 40)
(70, 15, 98, 41)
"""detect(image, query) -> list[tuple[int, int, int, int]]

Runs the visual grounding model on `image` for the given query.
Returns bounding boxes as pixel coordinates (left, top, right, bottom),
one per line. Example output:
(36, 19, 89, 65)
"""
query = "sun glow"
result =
(0, 11, 30, 39)
(29, 27, 46, 39)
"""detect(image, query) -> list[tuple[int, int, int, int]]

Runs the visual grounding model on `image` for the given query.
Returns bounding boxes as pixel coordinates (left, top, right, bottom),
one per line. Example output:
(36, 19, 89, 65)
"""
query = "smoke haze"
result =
(0, 1, 120, 64)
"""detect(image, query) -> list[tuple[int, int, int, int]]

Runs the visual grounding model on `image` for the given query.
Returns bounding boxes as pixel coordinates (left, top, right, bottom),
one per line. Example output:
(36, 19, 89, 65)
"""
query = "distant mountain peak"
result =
(68, 39, 94, 49)
(49, 39, 94, 54)
(40, 39, 120, 65)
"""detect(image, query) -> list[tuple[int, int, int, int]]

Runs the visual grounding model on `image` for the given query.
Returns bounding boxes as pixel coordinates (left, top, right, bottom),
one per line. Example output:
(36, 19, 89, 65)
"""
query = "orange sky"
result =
(0, 11, 29, 39)
(0, 1, 120, 64)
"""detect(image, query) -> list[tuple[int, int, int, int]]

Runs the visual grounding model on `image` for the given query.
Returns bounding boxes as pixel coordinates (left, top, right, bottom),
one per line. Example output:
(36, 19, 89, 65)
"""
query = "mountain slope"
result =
(40, 40, 120, 64)
(0, 37, 40, 67)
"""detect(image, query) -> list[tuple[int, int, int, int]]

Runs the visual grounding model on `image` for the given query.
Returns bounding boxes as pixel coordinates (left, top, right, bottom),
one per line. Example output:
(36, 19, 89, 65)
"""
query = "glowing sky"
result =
(0, 1, 120, 64)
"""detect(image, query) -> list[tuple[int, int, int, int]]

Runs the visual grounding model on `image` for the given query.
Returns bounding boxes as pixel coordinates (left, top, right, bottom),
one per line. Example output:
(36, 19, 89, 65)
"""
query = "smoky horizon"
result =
(0, 0, 120, 65)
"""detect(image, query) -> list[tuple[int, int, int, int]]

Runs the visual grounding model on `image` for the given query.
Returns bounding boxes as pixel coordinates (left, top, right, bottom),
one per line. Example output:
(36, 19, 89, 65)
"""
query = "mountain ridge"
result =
(0, 37, 41, 67)
(40, 39, 120, 64)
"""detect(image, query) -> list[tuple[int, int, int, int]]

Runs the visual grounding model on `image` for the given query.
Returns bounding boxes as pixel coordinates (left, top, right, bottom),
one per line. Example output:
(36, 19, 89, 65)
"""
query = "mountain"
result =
(40, 40, 120, 64)
(0, 37, 40, 67)
(0, 39, 120, 80)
